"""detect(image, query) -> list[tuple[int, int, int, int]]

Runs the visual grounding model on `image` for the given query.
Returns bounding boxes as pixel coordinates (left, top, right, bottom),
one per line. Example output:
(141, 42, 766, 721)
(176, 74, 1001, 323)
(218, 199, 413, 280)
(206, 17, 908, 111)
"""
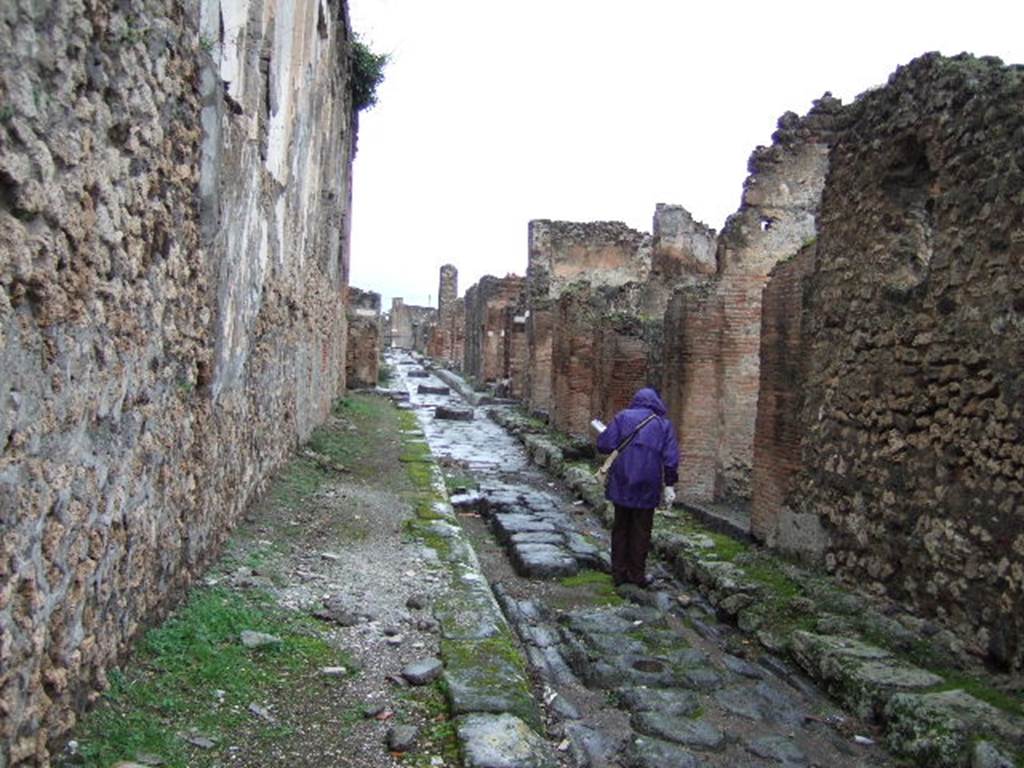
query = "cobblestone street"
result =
(391, 352, 898, 767)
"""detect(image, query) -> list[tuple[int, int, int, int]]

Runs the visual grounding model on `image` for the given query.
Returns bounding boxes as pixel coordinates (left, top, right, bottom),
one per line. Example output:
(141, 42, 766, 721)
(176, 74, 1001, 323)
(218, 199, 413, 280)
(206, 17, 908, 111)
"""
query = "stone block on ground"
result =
(490, 514, 559, 542)
(407, 369, 430, 377)
(883, 689, 1024, 768)
(402, 657, 444, 685)
(456, 713, 555, 768)
(417, 384, 451, 395)
(624, 735, 702, 768)
(510, 543, 579, 578)
(790, 631, 943, 720)
(435, 405, 474, 421)
(631, 711, 725, 750)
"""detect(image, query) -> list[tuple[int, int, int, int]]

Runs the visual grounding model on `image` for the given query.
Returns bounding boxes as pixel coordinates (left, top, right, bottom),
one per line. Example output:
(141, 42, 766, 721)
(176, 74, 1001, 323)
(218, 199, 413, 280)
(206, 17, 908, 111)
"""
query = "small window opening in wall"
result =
(760, 217, 775, 232)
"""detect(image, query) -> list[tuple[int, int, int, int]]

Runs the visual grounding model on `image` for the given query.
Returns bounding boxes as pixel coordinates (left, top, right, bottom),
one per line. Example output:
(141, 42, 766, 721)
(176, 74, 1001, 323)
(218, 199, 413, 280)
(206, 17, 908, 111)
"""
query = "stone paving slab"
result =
(457, 713, 556, 768)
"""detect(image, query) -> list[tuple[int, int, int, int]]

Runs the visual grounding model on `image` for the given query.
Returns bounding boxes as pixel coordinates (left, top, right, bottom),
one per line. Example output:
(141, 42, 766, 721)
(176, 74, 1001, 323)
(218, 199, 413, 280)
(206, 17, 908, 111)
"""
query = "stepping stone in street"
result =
(632, 712, 725, 751)
(417, 384, 451, 395)
(511, 543, 579, 578)
(408, 369, 430, 377)
(510, 531, 565, 546)
(625, 736, 702, 768)
(457, 713, 556, 768)
(435, 405, 474, 421)
(402, 657, 444, 685)
(490, 514, 558, 542)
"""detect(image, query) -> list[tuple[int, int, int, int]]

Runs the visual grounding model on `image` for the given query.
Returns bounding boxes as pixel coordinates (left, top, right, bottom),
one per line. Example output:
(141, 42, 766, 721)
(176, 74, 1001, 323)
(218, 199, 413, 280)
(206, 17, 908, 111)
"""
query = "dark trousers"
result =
(611, 505, 654, 586)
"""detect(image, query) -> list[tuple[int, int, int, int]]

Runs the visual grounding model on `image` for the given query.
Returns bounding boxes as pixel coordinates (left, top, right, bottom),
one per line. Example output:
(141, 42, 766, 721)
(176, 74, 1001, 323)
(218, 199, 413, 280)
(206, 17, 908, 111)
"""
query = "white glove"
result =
(662, 486, 676, 507)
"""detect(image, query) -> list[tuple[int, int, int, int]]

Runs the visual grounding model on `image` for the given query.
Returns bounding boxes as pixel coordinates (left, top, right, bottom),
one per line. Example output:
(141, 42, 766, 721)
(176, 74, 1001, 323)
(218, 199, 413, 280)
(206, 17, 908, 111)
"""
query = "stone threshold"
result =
(486, 404, 1024, 768)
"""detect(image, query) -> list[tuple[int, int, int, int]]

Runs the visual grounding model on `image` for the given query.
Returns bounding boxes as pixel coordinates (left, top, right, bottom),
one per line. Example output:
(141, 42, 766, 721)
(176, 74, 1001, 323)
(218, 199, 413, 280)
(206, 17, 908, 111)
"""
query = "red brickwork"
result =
(526, 302, 555, 415)
(751, 246, 814, 540)
(594, 318, 650, 424)
(663, 286, 723, 502)
(552, 286, 599, 435)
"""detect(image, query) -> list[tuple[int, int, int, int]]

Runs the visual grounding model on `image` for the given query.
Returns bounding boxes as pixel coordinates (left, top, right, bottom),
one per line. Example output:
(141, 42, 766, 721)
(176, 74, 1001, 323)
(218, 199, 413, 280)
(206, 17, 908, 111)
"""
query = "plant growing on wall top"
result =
(351, 37, 388, 111)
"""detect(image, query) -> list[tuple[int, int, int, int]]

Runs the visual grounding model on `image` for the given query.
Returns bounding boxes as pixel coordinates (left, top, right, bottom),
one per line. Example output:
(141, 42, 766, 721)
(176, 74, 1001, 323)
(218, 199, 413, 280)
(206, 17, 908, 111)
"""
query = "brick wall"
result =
(662, 97, 841, 505)
(750, 245, 817, 551)
(462, 275, 524, 383)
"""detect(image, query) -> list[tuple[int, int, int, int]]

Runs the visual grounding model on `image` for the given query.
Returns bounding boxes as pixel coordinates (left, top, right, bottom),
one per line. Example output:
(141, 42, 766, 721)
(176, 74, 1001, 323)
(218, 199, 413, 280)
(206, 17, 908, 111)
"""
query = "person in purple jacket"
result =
(596, 387, 680, 587)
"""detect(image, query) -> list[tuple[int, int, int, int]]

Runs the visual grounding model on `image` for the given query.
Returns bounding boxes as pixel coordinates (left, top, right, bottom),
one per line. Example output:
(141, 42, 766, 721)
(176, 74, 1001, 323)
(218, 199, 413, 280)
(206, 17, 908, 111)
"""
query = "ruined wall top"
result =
(717, 94, 845, 277)
(348, 287, 381, 313)
(527, 219, 652, 300)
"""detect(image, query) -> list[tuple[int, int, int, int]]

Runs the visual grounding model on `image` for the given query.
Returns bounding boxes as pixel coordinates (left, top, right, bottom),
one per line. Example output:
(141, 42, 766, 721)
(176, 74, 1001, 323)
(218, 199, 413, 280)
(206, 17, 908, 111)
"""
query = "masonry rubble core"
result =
(2, 5, 1023, 761)
(408, 54, 1024, 681)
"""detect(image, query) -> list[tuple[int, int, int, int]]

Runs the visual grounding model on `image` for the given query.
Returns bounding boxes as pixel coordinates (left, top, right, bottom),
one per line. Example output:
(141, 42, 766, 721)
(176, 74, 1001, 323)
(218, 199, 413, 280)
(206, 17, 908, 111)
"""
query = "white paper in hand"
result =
(590, 419, 606, 434)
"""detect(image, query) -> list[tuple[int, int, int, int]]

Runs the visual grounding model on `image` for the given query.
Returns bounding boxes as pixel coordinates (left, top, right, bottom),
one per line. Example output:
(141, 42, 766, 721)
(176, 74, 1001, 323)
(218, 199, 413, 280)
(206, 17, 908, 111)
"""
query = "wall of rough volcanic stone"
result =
(0, 0, 357, 762)
(791, 54, 1024, 671)
(346, 287, 381, 388)
(662, 98, 840, 505)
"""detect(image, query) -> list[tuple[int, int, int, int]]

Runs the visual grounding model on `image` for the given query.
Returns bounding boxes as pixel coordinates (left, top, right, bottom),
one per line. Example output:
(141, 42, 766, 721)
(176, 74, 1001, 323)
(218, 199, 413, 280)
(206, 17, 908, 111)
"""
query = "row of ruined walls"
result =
(433, 54, 1023, 672)
(0, 0, 359, 763)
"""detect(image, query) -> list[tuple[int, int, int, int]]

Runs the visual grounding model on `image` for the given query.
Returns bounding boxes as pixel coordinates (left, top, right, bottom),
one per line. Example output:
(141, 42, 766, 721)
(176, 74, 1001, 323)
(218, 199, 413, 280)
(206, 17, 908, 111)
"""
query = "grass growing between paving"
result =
(68, 587, 346, 768)
(66, 392, 466, 767)
(552, 569, 624, 609)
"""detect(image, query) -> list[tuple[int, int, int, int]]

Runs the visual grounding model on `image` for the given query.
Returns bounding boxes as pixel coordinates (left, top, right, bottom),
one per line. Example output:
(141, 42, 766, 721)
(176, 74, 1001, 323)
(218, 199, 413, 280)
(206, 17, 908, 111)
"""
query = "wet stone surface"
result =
(391, 354, 896, 768)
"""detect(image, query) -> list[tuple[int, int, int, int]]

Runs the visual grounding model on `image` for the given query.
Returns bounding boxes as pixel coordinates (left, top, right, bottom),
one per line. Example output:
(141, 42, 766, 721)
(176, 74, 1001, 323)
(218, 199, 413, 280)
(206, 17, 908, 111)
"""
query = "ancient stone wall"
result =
(788, 55, 1024, 670)
(346, 287, 381, 388)
(388, 298, 436, 351)
(526, 220, 651, 419)
(462, 275, 525, 383)
(0, 0, 358, 761)
(430, 263, 462, 365)
(662, 98, 841, 506)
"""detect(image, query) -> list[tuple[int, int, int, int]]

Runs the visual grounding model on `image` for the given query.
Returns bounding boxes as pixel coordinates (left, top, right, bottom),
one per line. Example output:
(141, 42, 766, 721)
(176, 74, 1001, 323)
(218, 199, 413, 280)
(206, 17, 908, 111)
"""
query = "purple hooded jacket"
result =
(596, 388, 680, 510)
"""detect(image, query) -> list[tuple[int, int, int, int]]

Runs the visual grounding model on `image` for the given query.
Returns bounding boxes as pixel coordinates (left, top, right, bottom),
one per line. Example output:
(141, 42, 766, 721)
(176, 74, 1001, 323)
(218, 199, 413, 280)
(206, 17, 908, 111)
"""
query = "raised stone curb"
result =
(397, 411, 550, 760)
(432, 367, 496, 406)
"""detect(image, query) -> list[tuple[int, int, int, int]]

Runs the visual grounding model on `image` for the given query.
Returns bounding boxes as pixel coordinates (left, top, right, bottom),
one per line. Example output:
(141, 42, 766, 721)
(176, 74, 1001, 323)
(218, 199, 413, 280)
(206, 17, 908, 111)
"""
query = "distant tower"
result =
(437, 265, 459, 362)
(438, 265, 458, 314)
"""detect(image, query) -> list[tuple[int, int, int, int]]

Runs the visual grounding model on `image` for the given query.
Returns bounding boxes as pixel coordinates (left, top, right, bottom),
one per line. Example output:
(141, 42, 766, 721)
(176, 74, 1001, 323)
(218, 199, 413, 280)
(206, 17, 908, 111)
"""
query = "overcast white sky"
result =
(347, 0, 1023, 310)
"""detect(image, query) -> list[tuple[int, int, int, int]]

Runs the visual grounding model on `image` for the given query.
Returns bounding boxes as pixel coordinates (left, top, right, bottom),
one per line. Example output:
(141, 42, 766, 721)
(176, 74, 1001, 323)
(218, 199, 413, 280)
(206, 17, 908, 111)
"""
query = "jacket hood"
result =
(629, 387, 667, 416)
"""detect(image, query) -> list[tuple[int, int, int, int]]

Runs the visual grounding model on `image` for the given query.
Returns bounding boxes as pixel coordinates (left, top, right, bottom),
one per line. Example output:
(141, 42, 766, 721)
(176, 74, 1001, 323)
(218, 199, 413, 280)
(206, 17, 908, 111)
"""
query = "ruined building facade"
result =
(387, 298, 436, 351)
(432, 55, 1023, 673)
(346, 287, 382, 388)
(0, 0, 359, 762)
